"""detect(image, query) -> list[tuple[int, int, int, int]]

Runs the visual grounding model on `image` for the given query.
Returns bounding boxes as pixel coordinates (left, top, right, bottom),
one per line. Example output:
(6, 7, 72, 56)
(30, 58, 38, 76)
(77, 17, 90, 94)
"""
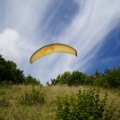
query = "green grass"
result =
(0, 85, 119, 120)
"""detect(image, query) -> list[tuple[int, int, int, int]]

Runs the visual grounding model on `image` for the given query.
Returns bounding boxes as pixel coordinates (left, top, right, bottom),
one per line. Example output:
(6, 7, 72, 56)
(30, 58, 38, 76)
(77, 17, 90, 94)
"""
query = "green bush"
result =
(68, 71, 86, 86)
(18, 88, 46, 105)
(56, 89, 120, 120)
(0, 80, 12, 88)
(0, 90, 6, 95)
(104, 68, 120, 88)
(54, 67, 120, 88)
(0, 54, 25, 84)
(56, 71, 72, 85)
(55, 71, 87, 86)
(24, 75, 41, 85)
(0, 96, 10, 107)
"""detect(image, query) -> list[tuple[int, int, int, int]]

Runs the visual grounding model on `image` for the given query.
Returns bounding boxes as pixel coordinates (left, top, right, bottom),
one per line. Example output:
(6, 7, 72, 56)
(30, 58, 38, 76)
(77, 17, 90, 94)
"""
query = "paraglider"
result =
(30, 43, 77, 64)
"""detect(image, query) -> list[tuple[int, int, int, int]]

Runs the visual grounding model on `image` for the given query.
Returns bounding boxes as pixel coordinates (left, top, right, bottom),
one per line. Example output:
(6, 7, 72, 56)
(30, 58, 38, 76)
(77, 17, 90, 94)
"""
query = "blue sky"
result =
(86, 24, 120, 74)
(0, 0, 120, 84)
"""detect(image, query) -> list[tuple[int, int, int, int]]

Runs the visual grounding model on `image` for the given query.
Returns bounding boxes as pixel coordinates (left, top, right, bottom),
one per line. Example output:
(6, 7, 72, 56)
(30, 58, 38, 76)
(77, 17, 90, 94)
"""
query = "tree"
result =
(68, 71, 86, 86)
(56, 71, 71, 85)
(24, 75, 40, 85)
(104, 67, 120, 87)
(0, 55, 6, 82)
(55, 71, 86, 86)
(0, 54, 25, 84)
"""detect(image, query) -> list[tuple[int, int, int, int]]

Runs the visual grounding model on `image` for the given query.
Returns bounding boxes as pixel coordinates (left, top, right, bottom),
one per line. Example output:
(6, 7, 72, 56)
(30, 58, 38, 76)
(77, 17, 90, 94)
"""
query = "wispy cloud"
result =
(0, 0, 120, 84)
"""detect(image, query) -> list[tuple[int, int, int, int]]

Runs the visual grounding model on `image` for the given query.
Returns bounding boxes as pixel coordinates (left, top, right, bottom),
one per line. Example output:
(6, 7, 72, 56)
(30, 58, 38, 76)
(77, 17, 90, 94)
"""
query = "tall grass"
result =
(0, 85, 119, 120)
(56, 88, 120, 120)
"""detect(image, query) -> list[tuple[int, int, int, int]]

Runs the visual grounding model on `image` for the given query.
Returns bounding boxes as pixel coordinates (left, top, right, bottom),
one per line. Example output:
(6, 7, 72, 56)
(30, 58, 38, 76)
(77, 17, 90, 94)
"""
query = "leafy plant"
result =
(56, 88, 120, 120)
(24, 75, 41, 85)
(0, 96, 10, 107)
(18, 87, 46, 105)
(54, 67, 120, 88)
(0, 54, 25, 84)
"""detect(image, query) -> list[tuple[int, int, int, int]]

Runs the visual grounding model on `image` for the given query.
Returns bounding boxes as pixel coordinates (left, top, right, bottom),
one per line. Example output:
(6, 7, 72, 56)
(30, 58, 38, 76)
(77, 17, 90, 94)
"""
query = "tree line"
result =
(52, 67, 120, 88)
(1, 54, 120, 88)
(0, 55, 41, 85)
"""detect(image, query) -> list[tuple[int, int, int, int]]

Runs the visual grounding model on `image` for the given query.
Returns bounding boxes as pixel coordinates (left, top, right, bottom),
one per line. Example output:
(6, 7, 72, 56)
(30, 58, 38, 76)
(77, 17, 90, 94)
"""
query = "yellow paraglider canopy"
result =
(30, 43, 77, 64)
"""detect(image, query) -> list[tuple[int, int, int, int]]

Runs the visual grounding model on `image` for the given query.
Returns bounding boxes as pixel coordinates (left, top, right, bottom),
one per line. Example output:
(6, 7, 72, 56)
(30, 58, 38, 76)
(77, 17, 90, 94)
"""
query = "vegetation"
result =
(54, 68, 120, 88)
(0, 55, 41, 85)
(18, 87, 46, 105)
(55, 71, 86, 86)
(0, 96, 10, 107)
(0, 55, 25, 84)
(24, 75, 41, 85)
(1, 54, 120, 88)
(0, 54, 120, 119)
(0, 85, 119, 120)
(57, 88, 120, 120)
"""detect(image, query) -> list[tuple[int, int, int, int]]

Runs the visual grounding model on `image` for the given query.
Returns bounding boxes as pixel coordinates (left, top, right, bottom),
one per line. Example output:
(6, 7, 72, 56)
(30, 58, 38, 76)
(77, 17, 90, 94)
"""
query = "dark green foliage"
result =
(0, 54, 40, 85)
(0, 80, 12, 87)
(18, 88, 46, 105)
(0, 96, 10, 107)
(56, 71, 72, 85)
(68, 71, 86, 86)
(55, 67, 120, 88)
(56, 89, 120, 120)
(0, 90, 6, 95)
(104, 68, 120, 88)
(24, 75, 40, 85)
(56, 71, 86, 86)
(0, 55, 25, 84)
(90, 68, 120, 88)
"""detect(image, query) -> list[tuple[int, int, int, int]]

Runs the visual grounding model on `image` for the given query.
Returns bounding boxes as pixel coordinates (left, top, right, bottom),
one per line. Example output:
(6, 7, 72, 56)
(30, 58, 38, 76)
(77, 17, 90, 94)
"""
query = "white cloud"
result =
(0, 28, 36, 66)
(0, 28, 20, 61)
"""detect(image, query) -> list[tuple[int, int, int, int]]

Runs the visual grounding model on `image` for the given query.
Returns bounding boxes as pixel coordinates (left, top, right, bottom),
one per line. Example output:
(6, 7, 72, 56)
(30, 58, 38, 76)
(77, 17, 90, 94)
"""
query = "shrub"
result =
(0, 80, 12, 87)
(104, 68, 120, 88)
(0, 90, 6, 95)
(56, 71, 72, 85)
(68, 71, 86, 86)
(0, 96, 10, 107)
(18, 87, 46, 105)
(24, 75, 40, 85)
(0, 54, 25, 84)
(56, 89, 120, 120)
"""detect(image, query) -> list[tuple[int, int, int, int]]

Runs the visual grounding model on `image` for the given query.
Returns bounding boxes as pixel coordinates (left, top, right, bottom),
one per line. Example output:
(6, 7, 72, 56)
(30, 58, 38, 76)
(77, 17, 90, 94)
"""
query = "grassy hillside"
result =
(0, 85, 120, 120)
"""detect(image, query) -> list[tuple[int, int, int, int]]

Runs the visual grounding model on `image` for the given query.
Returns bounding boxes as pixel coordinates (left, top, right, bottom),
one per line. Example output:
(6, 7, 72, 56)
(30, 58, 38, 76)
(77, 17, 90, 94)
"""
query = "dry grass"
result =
(0, 85, 119, 120)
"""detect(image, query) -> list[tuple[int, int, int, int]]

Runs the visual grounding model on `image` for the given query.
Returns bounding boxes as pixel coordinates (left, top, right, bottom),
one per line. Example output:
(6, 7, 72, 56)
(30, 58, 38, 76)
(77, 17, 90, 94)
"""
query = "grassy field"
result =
(0, 85, 120, 120)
